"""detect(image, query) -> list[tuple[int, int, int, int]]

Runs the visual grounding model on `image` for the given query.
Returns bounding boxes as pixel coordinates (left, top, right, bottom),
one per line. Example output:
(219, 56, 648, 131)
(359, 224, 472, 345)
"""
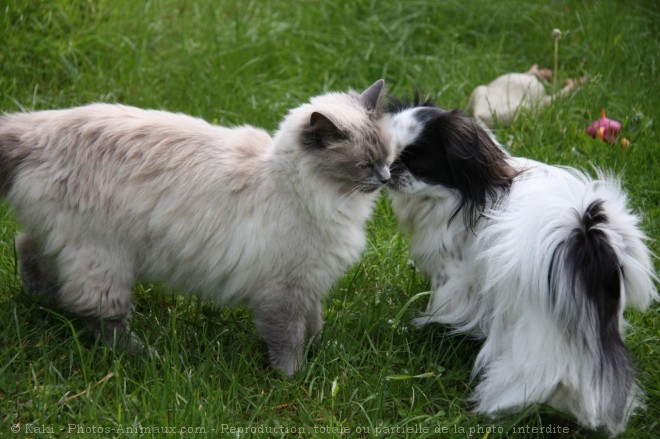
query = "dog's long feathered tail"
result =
(473, 168, 657, 436)
(547, 199, 634, 433)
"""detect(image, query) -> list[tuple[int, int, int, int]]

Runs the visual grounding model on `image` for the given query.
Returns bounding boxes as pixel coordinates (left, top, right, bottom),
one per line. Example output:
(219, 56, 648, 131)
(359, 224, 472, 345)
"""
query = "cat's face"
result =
(296, 80, 393, 193)
(300, 111, 391, 192)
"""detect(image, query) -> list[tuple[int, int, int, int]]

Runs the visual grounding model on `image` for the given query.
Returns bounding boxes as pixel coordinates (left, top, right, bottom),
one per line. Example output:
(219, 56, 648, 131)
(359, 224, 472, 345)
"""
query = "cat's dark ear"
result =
(359, 79, 385, 111)
(301, 112, 347, 149)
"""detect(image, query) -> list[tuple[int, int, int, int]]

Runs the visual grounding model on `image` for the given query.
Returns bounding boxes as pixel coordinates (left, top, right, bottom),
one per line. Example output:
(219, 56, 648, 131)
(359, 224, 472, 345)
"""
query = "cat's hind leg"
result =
(55, 243, 146, 354)
(15, 233, 59, 306)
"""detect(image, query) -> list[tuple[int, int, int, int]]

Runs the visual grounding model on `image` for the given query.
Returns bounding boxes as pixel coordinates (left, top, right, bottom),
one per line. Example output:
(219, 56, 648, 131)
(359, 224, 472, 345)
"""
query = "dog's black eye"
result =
(399, 147, 429, 174)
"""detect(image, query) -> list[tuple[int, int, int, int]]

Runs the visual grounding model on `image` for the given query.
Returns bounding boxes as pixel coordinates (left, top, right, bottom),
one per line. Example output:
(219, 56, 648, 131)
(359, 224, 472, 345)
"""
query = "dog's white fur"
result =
(387, 105, 658, 436)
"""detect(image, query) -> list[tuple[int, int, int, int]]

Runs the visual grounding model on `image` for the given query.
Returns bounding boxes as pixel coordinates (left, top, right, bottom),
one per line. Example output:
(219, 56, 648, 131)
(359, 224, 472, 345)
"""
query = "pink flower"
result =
(586, 109, 622, 143)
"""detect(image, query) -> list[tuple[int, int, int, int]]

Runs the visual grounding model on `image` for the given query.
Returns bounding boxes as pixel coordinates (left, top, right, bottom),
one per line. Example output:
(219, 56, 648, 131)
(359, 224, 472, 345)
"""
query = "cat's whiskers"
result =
(334, 183, 366, 213)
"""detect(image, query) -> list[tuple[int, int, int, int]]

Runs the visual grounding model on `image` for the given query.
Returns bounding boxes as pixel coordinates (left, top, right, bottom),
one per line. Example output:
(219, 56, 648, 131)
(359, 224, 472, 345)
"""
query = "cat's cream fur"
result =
(468, 64, 583, 128)
(0, 80, 392, 375)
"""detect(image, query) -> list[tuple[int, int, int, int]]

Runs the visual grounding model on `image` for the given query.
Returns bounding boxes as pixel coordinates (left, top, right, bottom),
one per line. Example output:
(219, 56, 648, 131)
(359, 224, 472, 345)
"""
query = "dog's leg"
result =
(415, 278, 485, 334)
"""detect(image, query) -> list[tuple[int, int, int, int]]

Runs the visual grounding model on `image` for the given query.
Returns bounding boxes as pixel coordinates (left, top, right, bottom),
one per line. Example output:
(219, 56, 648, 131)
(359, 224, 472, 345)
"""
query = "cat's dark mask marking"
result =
(298, 80, 391, 193)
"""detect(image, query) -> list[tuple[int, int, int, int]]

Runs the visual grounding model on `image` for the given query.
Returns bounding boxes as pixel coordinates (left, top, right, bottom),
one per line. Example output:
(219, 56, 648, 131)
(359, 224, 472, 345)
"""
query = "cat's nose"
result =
(378, 166, 391, 184)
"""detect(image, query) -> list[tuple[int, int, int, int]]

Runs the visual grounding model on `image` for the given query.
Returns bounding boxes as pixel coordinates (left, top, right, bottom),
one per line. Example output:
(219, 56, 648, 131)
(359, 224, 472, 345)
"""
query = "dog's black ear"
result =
(437, 110, 519, 229)
(301, 112, 347, 149)
(386, 91, 435, 113)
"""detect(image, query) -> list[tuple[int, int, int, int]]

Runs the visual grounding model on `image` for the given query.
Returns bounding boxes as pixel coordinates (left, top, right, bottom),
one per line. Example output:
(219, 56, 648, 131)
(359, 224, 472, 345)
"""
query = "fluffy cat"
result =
(467, 64, 584, 128)
(385, 98, 657, 435)
(0, 80, 393, 376)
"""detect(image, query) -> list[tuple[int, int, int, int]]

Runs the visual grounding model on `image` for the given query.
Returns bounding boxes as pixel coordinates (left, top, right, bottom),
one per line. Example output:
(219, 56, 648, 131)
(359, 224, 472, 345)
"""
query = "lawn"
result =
(0, 0, 658, 437)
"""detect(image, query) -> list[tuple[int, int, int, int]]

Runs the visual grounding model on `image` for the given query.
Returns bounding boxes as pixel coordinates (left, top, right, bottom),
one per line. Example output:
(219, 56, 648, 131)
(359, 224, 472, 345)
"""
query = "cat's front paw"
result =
(269, 349, 303, 378)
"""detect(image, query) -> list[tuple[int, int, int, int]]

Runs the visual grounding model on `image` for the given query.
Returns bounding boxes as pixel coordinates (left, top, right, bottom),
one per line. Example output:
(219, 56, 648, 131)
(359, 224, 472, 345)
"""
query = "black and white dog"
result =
(385, 97, 658, 436)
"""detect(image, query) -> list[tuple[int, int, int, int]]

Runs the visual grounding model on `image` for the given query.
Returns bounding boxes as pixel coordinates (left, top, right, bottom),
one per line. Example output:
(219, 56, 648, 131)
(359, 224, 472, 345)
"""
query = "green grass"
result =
(1, 0, 658, 437)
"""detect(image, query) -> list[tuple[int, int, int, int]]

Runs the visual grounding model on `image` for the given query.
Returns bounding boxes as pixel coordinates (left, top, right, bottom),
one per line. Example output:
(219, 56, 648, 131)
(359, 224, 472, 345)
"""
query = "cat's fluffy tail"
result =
(0, 116, 12, 194)
(0, 114, 26, 195)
